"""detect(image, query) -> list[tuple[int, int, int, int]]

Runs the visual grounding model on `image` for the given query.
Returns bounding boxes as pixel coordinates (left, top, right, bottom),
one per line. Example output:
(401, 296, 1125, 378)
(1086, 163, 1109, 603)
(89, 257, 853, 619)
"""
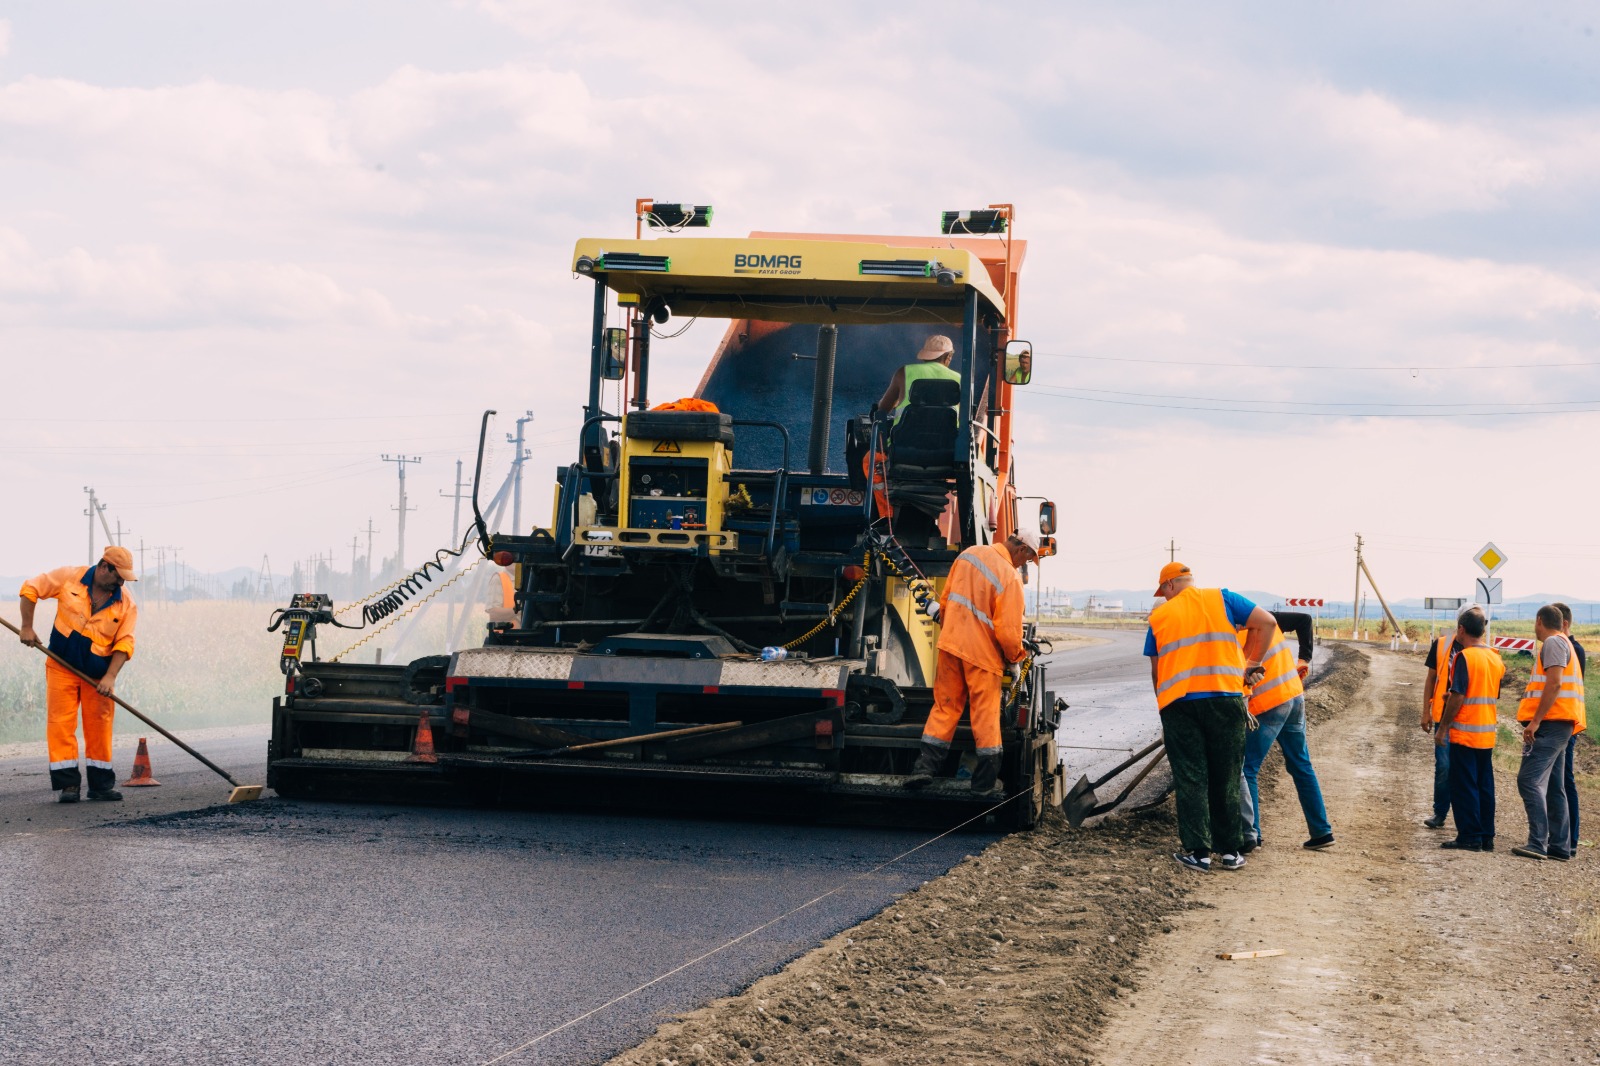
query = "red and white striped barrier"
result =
(1492, 636, 1535, 652)
(1285, 598, 1324, 607)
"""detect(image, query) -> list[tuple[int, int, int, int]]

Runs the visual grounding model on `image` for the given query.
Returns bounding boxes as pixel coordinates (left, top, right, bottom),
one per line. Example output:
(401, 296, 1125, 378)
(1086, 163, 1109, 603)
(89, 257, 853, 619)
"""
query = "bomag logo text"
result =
(733, 253, 802, 275)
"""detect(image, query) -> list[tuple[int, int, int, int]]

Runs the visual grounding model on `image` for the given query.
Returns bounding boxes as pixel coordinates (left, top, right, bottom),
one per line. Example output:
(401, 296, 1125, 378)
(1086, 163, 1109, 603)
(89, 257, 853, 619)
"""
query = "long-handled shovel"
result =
(1062, 737, 1164, 827)
(1, 615, 264, 803)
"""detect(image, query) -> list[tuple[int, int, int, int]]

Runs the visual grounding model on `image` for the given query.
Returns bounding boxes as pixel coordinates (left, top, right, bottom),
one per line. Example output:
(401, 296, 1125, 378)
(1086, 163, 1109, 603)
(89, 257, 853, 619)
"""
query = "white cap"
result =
(1012, 525, 1041, 555)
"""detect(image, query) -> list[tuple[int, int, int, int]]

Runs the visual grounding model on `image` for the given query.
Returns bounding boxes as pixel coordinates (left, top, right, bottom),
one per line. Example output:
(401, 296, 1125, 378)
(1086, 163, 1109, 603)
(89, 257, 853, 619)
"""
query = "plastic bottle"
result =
(760, 646, 788, 662)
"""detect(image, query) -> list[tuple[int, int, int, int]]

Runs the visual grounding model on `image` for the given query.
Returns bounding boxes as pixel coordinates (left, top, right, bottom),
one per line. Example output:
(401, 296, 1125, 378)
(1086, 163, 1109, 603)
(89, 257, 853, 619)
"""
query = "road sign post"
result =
(1472, 543, 1508, 643)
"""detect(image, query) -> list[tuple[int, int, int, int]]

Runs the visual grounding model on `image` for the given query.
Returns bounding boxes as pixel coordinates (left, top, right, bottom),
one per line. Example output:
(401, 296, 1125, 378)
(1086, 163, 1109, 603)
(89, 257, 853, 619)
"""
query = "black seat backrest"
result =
(625, 410, 735, 446)
(889, 380, 960, 473)
(907, 377, 961, 408)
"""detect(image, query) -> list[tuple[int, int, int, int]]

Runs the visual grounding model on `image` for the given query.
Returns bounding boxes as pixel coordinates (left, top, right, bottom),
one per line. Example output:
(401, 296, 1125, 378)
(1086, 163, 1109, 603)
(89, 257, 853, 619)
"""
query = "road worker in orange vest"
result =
(1145, 562, 1277, 873)
(1236, 610, 1332, 853)
(1511, 604, 1584, 861)
(1420, 614, 1468, 830)
(17, 547, 140, 803)
(1434, 607, 1504, 851)
(904, 529, 1039, 796)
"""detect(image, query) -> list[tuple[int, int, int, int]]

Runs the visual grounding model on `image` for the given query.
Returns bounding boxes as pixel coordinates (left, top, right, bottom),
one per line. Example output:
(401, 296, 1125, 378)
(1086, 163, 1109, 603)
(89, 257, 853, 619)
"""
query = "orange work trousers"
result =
(46, 660, 116, 792)
(861, 450, 890, 519)
(923, 652, 1004, 755)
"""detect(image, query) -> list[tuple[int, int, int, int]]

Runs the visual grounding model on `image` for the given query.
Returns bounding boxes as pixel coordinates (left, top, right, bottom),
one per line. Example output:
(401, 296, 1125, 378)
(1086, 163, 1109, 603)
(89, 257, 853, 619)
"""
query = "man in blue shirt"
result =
(1146, 563, 1276, 873)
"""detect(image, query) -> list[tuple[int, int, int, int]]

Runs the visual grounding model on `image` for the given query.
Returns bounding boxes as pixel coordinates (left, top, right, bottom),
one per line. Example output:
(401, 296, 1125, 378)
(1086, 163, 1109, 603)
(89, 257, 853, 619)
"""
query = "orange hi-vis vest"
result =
(1517, 634, 1586, 727)
(1449, 644, 1505, 749)
(935, 542, 1025, 675)
(1150, 587, 1245, 711)
(1430, 635, 1459, 723)
(19, 565, 138, 680)
(1238, 623, 1303, 715)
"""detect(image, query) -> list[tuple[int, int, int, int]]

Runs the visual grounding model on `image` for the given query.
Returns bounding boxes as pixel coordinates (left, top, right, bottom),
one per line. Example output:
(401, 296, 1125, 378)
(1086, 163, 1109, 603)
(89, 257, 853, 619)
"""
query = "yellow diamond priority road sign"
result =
(1473, 541, 1507, 577)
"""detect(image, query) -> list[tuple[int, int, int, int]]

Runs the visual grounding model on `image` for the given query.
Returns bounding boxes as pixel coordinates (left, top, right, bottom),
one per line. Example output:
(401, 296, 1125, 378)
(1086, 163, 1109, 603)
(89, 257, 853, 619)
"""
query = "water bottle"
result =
(760, 646, 788, 662)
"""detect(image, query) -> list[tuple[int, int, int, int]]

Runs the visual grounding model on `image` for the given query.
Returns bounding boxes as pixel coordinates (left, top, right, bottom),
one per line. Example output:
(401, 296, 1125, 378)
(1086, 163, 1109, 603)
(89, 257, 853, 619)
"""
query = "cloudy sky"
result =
(4, 1, 1599, 603)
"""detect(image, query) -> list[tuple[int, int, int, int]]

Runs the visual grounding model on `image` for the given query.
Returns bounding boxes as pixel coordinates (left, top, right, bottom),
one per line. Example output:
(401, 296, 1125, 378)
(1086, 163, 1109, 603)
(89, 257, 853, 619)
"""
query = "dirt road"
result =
(607, 645, 1599, 1066)
(1097, 647, 1600, 1065)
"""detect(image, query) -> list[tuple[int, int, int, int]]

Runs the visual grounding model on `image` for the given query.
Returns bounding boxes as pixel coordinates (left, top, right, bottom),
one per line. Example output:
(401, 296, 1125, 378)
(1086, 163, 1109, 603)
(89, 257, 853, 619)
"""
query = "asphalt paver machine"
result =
(268, 203, 1065, 828)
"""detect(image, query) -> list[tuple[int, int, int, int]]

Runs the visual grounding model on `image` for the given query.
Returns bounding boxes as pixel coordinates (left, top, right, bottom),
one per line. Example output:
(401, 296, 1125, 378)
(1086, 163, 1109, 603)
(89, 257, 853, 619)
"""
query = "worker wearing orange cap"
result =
(904, 529, 1040, 796)
(1146, 561, 1276, 873)
(17, 546, 140, 802)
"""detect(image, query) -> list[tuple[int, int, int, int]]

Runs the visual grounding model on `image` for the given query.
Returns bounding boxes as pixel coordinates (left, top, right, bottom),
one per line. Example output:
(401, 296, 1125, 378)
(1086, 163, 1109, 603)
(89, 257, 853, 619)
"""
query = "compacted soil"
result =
(607, 646, 1600, 1066)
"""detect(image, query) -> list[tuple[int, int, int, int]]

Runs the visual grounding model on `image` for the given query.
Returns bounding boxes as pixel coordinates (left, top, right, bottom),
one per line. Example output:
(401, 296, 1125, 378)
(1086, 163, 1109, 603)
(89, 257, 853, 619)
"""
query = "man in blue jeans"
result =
(1553, 603, 1586, 854)
(1238, 610, 1334, 851)
(1421, 619, 1467, 829)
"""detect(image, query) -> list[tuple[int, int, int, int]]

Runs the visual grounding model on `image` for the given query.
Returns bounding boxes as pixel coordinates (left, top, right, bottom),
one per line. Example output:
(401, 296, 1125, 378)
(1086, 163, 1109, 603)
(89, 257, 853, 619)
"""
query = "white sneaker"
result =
(1216, 852, 1247, 871)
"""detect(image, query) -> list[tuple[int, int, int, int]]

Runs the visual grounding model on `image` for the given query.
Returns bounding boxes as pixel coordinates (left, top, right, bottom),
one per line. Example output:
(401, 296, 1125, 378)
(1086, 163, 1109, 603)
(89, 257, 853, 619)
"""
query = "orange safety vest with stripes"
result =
(1150, 587, 1246, 711)
(935, 542, 1025, 675)
(1517, 634, 1586, 730)
(1449, 644, 1505, 749)
(1429, 635, 1459, 723)
(19, 565, 138, 680)
(1238, 623, 1303, 715)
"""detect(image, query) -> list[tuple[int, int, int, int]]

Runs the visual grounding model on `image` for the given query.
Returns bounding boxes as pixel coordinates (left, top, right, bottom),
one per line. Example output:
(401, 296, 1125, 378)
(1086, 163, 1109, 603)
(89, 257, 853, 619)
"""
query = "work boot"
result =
(903, 742, 946, 790)
(58, 787, 80, 804)
(86, 788, 123, 802)
(970, 754, 1004, 797)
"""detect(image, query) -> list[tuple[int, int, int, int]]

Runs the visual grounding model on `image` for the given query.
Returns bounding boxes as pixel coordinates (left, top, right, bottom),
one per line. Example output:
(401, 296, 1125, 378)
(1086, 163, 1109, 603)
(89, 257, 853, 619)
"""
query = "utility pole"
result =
(137, 539, 146, 584)
(258, 555, 274, 600)
(507, 411, 533, 535)
(381, 454, 421, 573)
(440, 458, 471, 548)
(362, 517, 378, 585)
(1166, 538, 1180, 563)
(83, 487, 106, 562)
(114, 519, 129, 547)
(1353, 533, 1363, 637)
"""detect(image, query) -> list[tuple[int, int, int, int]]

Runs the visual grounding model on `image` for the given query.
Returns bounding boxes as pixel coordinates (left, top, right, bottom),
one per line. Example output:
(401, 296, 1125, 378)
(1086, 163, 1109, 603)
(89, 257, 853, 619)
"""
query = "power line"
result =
(1029, 388, 1600, 418)
(1034, 352, 1600, 371)
(1036, 383, 1600, 410)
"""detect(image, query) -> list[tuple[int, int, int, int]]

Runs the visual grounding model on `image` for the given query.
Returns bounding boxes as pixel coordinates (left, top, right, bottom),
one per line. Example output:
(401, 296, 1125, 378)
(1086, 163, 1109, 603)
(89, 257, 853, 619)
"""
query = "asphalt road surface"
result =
(0, 737, 993, 1065)
(0, 632, 1195, 1065)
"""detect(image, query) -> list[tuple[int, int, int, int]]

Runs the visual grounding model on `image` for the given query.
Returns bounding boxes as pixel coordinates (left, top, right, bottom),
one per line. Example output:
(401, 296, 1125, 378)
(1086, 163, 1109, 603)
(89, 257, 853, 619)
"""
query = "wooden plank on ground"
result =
(1216, 949, 1287, 960)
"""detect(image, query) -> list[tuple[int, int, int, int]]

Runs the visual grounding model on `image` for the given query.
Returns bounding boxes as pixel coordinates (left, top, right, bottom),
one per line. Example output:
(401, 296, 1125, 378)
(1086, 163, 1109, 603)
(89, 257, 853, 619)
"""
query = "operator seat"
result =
(885, 377, 961, 533)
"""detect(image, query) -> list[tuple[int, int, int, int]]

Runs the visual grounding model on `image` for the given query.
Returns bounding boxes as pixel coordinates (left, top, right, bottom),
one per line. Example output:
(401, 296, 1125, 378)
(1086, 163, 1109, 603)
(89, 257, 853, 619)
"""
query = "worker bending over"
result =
(17, 547, 140, 803)
(1237, 610, 1333, 852)
(905, 530, 1039, 796)
(1147, 562, 1276, 873)
(1420, 615, 1468, 830)
(1434, 607, 1503, 852)
(1511, 605, 1584, 861)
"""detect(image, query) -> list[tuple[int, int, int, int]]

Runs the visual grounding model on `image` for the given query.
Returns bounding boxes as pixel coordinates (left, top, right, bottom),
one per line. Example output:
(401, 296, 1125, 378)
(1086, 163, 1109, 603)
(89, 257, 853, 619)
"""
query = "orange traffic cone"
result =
(406, 708, 438, 764)
(122, 737, 160, 787)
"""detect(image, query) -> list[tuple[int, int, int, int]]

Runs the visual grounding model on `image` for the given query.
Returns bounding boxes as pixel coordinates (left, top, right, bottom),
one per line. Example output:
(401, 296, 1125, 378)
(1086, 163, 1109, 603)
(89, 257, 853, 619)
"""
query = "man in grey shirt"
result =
(1512, 605, 1580, 861)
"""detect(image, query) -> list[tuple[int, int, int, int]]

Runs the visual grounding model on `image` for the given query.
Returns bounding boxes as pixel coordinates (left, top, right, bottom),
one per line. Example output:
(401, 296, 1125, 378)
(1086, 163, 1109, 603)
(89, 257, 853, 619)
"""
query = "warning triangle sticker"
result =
(652, 440, 682, 453)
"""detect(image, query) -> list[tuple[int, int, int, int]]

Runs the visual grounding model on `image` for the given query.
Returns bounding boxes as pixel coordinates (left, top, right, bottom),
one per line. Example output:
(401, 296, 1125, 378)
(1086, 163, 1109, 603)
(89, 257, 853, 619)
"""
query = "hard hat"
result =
(917, 335, 954, 361)
(102, 545, 137, 581)
(1154, 561, 1190, 596)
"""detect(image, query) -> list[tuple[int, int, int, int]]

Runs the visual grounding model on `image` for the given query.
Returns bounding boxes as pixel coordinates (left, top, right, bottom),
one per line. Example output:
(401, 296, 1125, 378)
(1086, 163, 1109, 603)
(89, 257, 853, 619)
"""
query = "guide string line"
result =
(478, 790, 1028, 1064)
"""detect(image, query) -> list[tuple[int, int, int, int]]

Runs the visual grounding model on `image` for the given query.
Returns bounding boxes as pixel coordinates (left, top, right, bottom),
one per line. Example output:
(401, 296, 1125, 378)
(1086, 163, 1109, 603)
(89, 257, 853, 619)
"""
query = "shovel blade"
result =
(1063, 775, 1098, 828)
(227, 785, 264, 803)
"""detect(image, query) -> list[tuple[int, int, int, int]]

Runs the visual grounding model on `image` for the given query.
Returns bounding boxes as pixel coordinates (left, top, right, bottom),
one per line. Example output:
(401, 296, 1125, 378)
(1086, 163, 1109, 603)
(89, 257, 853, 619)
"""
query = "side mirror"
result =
(1038, 535, 1057, 559)
(1038, 500, 1057, 536)
(601, 327, 627, 381)
(1003, 339, 1033, 386)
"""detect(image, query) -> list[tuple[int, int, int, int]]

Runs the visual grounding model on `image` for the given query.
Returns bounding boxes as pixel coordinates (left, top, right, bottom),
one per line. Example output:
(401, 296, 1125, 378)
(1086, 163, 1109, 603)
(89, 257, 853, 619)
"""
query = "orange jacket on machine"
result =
(1149, 588, 1245, 711)
(1517, 634, 1586, 728)
(1237, 623, 1304, 716)
(1449, 645, 1505, 748)
(19, 565, 138, 678)
(935, 542, 1025, 675)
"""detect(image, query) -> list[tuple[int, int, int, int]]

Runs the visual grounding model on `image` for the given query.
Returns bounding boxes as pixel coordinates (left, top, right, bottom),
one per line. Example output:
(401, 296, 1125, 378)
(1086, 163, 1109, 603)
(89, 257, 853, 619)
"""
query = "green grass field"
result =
(0, 599, 473, 745)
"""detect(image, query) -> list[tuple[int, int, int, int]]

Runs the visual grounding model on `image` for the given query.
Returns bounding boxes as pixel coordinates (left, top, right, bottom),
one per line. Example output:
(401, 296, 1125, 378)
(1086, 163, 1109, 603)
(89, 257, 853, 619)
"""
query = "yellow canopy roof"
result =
(570, 235, 1009, 326)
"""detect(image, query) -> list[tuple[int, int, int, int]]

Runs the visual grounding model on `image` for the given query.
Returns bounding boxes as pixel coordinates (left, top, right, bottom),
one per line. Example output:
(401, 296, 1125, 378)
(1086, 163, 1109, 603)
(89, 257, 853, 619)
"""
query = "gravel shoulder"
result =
(606, 645, 1600, 1066)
